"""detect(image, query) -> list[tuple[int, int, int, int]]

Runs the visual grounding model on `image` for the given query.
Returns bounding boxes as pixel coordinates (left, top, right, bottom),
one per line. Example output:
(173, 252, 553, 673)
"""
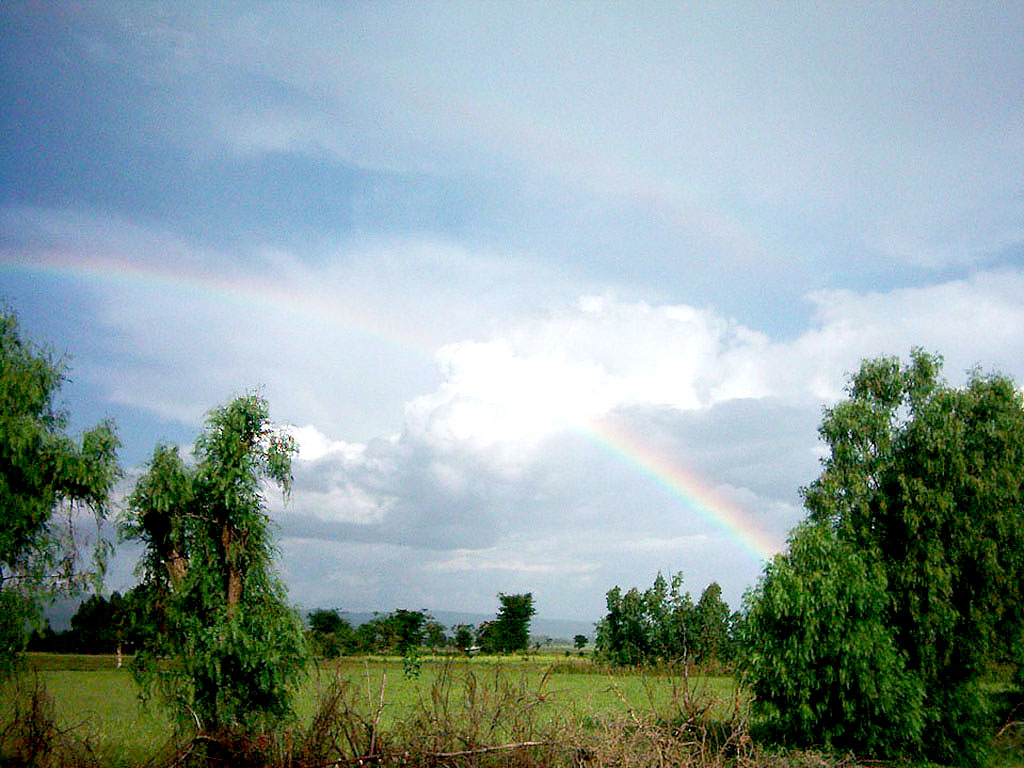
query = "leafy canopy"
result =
(0, 309, 119, 677)
(742, 350, 1024, 765)
(479, 593, 535, 653)
(122, 394, 307, 733)
(595, 572, 733, 667)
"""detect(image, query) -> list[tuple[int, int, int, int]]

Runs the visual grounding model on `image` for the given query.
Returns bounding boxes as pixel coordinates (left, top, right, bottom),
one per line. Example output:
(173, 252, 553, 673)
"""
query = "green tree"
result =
(122, 395, 307, 734)
(742, 350, 1024, 764)
(424, 620, 447, 651)
(692, 582, 730, 664)
(309, 608, 347, 636)
(595, 585, 649, 665)
(594, 572, 696, 666)
(489, 593, 536, 653)
(453, 624, 475, 653)
(475, 620, 495, 653)
(308, 609, 354, 658)
(388, 609, 428, 653)
(0, 310, 120, 677)
(573, 634, 588, 651)
(742, 522, 924, 754)
(69, 592, 118, 654)
(354, 618, 383, 653)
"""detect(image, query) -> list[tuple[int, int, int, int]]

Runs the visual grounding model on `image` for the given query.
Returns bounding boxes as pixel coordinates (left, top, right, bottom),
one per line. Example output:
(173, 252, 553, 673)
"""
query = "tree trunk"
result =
(222, 525, 242, 618)
(166, 548, 187, 589)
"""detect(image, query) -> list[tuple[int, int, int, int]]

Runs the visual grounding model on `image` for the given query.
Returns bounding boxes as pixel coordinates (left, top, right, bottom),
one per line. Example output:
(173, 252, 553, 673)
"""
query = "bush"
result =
(741, 522, 924, 756)
(741, 351, 1024, 765)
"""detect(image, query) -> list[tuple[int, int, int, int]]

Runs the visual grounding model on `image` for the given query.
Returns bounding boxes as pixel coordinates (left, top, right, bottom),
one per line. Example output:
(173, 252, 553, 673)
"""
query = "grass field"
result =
(4, 654, 1021, 767)
(3, 653, 741, 765)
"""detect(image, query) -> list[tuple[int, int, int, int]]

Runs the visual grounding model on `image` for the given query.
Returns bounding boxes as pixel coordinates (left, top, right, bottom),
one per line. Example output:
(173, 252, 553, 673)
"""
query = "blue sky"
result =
(2, 3, 1023, 623)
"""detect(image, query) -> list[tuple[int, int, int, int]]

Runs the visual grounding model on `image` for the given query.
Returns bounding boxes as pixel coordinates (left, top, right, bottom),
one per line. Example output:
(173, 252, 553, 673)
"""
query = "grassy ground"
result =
(3, 653, 1021, 767)
(303, 655, 742, 724)
(2, 653, 740, 765)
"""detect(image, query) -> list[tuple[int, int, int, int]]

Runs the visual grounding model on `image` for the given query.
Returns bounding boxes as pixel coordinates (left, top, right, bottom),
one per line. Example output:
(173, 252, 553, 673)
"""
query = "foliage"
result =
(388, 609, 429, 653)
(742, 522, 924, 754)
(424, 620, 448, 651)
(741, 350, 1024, 764)
(595, 572, 733, 667)
(307, 609, 355, 658)
(480, 593, 536, 653)
(121, 394, 307, 734)
(27, 590, 148, 655)
(453, 624, 475, 653)
(308, 608, 348, 636)
(693, 582, 732, 665)
(573, 634, 588, 650)
(344, 609, 435, 655)
(0, 310, 120, 678)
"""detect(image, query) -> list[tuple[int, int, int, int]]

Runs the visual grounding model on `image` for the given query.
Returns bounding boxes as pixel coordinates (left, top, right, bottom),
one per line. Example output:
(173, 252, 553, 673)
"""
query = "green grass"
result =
(301, 656, 741, 729)
(4, 654, 740, 763)
(6, 654, 1020, 767)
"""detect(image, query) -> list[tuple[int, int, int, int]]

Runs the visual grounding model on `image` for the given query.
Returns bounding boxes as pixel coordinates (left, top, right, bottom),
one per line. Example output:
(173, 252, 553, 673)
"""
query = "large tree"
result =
(0, 310, 119, 677)
(692, 582, 730, 664)
(742, 350, 1024, 764)
(594, 572, 701, 666)
(122, 395, 307, 734)
(486, 593, 536, 653)
(307, 609, 354, 658)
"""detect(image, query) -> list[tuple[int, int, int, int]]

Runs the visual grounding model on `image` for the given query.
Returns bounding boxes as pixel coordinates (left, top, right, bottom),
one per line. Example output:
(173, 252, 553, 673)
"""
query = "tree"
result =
(741, 350, 1024, 764)
(595, 585, 650, 665)
(573, 634, 588, 651)
(308, 609, 354, 658)
(0, 310, 120, 677)
(309, 608, 347, 636)
(692, 582, 730, 665)
(388, 609, 428, 653)
(742, 522, 924, 754)
(489, 593, 536, 653)
(475, 620, 495, 653)
(355, 617, 384, 653)
(453, 624, 475, 654)
(594, 572, 698, 666)
(69, 592, 119, 654)
(424, 620, 447, 651)
(122, 395, 307, 734)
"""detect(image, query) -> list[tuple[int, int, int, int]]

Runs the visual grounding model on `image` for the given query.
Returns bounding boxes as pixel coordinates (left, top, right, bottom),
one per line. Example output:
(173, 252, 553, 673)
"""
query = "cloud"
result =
(5, 3, 1023, 621)
(24, 3, 1020, 281)
(1, 205, 595, 452)
(267, 272, 1024, 617)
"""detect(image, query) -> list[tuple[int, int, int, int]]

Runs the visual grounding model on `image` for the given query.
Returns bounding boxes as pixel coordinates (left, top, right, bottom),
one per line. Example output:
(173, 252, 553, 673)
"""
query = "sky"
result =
(2, 3, 1023, 624)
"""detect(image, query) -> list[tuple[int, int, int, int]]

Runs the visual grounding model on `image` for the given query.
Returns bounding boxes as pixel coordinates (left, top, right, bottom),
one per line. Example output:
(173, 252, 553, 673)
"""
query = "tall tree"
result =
(308, 609, 354, 658)
(453, 624, 475, 653)
(0, 310, 119, 677)
(122, 395, 307, 734)
(595, 572, 697, 666)
(69, 593, 119, 654)
(692, 582, 730, 664)
(489, 593, 535, 653)
(387, 609, 428, 653)
(742, 350, 1024, 764)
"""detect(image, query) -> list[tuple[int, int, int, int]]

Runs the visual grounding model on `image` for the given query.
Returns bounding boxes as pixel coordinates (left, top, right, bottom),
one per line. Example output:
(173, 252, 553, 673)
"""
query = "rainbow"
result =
(6, 252, 430, 357)
(8, 255, 782, 562)
(581, 416, 782, 562)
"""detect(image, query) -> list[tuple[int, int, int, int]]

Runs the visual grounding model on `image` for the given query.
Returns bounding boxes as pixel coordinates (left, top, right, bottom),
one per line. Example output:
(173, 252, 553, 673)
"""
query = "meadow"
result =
(5, 652, 749, 767)
(4, 653, 1021, 767)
